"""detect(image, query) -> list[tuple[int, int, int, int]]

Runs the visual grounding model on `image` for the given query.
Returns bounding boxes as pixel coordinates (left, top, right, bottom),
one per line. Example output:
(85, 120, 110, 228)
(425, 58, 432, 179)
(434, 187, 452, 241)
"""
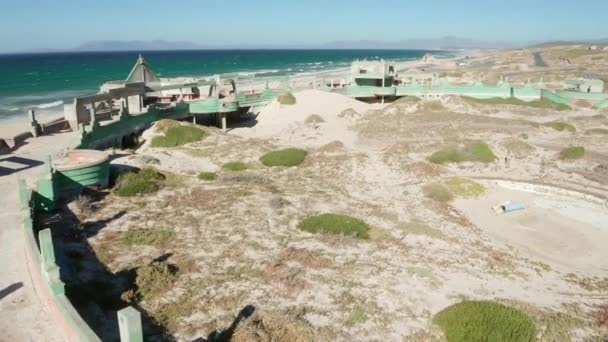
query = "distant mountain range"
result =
(15, 37, 608, 54)
(76, 40, 205, 51)
(323, 36, 521, 50)
(75, 37, 519, 51)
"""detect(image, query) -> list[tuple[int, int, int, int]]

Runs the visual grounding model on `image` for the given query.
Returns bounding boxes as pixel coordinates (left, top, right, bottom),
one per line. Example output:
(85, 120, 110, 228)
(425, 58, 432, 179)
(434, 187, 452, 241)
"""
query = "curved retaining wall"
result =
(18, 180, 101, 342)
(18, 165, 142, 341)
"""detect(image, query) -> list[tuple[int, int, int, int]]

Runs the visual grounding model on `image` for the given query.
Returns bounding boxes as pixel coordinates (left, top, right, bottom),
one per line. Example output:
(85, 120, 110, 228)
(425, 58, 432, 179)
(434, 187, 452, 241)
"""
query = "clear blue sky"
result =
(0, 0, 606, 52)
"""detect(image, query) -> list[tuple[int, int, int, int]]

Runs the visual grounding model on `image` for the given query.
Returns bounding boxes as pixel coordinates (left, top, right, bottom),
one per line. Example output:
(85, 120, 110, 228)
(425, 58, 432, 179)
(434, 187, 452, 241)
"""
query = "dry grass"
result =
(399, 219, 446, 239)
(152, 296, 197, 333)
(122, 228, 175, 247)
(231, 309, 315, 342)
(559, 146, 585, 160)
(135, 262, 177, 300)
(503, 139, 535, 158)
(423, 183, 454, 203)
(304, 114, 325, 124)
(445, 177, 486, 198)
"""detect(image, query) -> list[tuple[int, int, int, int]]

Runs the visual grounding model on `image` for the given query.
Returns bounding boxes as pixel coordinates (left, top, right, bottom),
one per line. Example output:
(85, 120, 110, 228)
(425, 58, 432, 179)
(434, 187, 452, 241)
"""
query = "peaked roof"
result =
(125, 54, 160, 85)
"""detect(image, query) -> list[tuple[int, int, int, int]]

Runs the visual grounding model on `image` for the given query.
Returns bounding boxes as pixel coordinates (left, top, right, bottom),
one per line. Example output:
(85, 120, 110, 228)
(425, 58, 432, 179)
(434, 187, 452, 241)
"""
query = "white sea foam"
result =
(35, 100, 64, 109)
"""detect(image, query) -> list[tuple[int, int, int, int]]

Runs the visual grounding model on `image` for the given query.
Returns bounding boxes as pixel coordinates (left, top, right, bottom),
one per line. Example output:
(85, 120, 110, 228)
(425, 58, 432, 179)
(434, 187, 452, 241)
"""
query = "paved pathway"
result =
(0, 178, 63, 341)
(0, 130, 78, 341)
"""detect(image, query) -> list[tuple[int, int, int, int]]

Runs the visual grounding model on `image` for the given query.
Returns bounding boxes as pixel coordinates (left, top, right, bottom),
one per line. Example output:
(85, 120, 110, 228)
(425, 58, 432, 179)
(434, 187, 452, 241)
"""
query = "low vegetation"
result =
(231, 310, 315, 342)
(559, 146, 585, 160)
(153, 297, 197, 333)
(446, 177, 486, 198)
(423, 183, 454, 203)
(114, 167, 165, 197)
(429, 142, 496, 164)
(151, 124, 207, 148)
(260, 148, 308, 167)
(298, 213, 370, 239)
(586, 128, 608, 135)
(304, 114, 325, 124)
(155, 119, 180, 133)
(462, 96, 570, 111)
(433, 301, 535, 342)
(222, 161, 249, 172)
(399, 219, 446, 239)
(135, 262, 177, 300)
(503, 139, 535, 158)
(197, 171, 217, 181)
(278, 92, 297, 105)
(122, 228, 175, 247)
(544, 121, 576, 133)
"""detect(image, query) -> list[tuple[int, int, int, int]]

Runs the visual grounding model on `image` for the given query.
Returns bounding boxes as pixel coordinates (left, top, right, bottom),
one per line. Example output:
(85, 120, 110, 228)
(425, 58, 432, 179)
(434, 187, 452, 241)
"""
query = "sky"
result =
(0, 0, 607, 53)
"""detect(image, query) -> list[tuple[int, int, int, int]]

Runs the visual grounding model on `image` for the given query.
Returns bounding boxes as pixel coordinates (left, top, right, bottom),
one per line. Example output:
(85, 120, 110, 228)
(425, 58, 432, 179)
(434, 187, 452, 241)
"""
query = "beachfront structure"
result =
(350, 60, 396, 87)
(52, 54, 608, 151)
(563, 78, 604, 93)
(398, 71, 439, 86)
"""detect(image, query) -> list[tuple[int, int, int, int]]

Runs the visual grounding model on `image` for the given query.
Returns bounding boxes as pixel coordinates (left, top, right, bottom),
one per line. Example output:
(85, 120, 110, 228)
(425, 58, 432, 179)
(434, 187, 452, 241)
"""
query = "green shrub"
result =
(115, 167, 164, 197)
(586, 128, 608, 135)
(423, 183, 454, 203)
(198, 172, 217, 181)
(446, 178, 486, 198)
(222, 162, 248, 172)
(122, 229, 175, 247)
(559, 146, 585, 160)
(278, 92, 296, 105)
(544, 121, 576, 133)
(135, 262, 177, 300)
(151, 125, 207, 148)
(155, 119, 180, 133)
(153, 297, 197, 332)
(462, 96, 570, 111)
(304, 114, 325, 124)
(298, 213, 370, 239)
(429, 142, 496, 164)
(260, 148, 308, 167)
(433, 301, 535, 342)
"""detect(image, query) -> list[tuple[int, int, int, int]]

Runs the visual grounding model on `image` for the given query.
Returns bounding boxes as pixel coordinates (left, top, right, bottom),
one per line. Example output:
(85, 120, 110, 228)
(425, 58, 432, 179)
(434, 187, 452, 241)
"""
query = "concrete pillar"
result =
(28, 110, 41, 137)
(38, 228, 64, 295)
(117, 307, 143, 342)
(124, 97, 130, 115)
(221, 113, 227, 132)
(89, 105, 97, 127)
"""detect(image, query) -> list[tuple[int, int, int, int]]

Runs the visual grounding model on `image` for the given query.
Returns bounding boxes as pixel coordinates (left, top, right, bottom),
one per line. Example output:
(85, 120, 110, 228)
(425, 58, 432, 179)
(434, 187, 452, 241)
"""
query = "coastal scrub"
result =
(462, 96, 570, 111)
(122, 228, 175, 247)
(433, 301, 535, 342)
(278, 92, 297, 105)
(423, 183, 454, 203)
(544, 121, 576, 133)
(260, 148, 308, 167)
(445, 177, 486, 198)
(222, 162, 249, 172)
(198, 171, 217, 181)
(114, 167, 164, 197)
(429, 142, 496, 164)
(151, 124, 207, 148)
(559, 146, 585, 160)
(298, 213, 370, 239)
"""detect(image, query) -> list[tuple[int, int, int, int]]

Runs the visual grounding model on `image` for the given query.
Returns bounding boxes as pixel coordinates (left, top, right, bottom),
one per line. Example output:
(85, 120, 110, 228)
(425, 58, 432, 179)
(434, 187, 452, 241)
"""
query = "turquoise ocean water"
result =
(0, 49, 451, 121)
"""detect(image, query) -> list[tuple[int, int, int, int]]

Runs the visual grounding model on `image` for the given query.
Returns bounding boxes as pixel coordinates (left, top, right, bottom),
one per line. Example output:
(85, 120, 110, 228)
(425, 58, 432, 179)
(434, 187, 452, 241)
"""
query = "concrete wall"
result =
(17, 165, 143, 342)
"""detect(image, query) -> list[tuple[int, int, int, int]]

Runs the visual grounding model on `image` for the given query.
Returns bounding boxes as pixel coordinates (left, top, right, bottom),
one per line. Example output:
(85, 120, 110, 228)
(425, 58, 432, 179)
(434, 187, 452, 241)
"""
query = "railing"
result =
(540, 90, 571, 106)
(555, 90, 608, 101)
